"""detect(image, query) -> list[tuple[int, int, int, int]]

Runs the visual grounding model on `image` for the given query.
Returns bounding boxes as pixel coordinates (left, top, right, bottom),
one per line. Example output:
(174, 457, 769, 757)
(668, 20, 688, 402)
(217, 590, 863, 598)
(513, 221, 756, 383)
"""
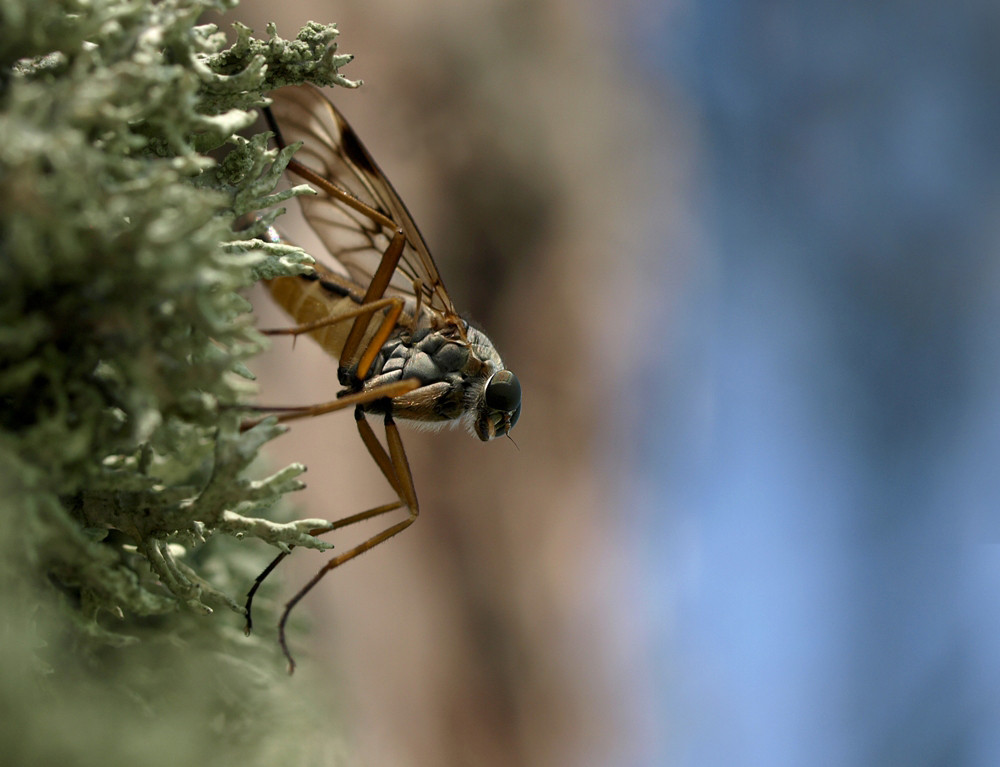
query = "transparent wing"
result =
(266, 83, 460, 324)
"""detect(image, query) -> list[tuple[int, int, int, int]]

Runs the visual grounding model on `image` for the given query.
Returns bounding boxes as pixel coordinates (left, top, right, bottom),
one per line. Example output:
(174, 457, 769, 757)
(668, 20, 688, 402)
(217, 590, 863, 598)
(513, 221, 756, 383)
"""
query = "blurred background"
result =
(228, 1, 1000, 765)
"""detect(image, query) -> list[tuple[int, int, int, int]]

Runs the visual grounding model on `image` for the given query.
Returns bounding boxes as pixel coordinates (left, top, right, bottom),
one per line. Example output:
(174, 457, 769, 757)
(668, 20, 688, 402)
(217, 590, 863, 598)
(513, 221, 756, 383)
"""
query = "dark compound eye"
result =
(485, 370, 521, 414)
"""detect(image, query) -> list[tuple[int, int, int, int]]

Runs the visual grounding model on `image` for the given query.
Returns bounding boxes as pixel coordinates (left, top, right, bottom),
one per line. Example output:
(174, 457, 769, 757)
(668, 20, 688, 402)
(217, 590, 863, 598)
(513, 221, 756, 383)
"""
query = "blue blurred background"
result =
(236, 1, 1000, 764)
(630, 2, 1000, 765)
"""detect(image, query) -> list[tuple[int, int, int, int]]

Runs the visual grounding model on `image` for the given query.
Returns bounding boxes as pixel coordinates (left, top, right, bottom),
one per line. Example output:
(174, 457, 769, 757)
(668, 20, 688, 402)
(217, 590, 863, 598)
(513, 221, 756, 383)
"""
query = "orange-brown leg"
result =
(240, 377, 419, 431)
(276, 410, 417, 674)
(240, 229, 409, 431)
(259, 294, 403, 342)
(340, 229, 407, 381)
(243, 497, 402, 634)
(239, 372, 416, 632)
(242, 405, 418, 641)
(243, 155, 416, 664)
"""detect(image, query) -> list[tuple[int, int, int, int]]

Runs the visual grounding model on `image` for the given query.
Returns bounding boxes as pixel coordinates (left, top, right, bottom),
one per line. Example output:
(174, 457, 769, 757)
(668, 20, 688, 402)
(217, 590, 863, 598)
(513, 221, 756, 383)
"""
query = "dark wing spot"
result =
(338, 119, 381, 178)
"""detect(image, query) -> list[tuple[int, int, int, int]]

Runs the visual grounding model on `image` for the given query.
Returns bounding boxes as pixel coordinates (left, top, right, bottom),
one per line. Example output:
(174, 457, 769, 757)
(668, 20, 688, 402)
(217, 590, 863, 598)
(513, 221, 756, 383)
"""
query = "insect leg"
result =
(243, 498, 401, 634)
(277, 409, 417, 674)
(340, 228, 407, 381)
(242, 387, 415, 630)
(243, 549, 287, 635)
(259, 294, 403, 341)
(239, 375, 420, 431)
(241, 281, 417, 623)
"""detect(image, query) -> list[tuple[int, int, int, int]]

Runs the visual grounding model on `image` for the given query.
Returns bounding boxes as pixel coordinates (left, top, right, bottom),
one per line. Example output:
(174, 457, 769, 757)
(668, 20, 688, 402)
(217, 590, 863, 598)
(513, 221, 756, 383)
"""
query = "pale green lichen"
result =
(1, 0, 359, 762)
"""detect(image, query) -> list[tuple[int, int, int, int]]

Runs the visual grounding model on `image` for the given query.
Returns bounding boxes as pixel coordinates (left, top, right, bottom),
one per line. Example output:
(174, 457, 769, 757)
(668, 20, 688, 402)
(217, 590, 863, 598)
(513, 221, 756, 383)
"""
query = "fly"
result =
(242, 84, 521, 672)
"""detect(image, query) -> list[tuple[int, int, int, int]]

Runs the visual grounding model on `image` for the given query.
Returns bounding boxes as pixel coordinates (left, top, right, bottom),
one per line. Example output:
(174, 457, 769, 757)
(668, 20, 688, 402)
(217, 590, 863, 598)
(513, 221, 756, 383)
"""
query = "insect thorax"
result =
(365, 325, 496, 423)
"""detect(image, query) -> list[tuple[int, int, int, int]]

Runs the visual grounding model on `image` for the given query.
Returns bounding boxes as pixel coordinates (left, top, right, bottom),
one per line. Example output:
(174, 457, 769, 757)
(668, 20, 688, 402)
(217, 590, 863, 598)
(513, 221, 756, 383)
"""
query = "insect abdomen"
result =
(266, 273, 368, 362)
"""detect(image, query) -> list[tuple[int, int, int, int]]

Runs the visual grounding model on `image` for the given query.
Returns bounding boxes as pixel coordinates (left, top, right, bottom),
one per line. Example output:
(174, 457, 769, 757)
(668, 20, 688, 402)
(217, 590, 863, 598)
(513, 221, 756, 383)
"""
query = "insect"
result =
(243, 84, 521, 672)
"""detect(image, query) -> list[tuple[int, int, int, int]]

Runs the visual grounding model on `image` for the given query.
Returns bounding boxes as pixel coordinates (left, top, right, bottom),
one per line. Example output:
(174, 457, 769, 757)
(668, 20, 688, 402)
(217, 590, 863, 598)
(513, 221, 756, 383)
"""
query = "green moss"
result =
(0, 0, 357, 762)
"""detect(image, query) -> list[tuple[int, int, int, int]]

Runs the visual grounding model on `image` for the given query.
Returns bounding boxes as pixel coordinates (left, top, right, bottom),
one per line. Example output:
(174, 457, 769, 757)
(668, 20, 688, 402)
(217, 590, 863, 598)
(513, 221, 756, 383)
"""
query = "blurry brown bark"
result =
(227, 1, 675, 764)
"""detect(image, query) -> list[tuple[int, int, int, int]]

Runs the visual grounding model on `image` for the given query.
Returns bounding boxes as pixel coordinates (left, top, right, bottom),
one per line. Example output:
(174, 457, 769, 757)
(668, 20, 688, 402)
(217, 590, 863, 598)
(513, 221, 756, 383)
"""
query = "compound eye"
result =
(485, 370, 521, 414)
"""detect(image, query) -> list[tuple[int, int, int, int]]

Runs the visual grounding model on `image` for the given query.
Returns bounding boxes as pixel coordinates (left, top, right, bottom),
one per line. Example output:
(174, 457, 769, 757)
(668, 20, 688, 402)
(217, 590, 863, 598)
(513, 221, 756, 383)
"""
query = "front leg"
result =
(277, 408, 419, 673)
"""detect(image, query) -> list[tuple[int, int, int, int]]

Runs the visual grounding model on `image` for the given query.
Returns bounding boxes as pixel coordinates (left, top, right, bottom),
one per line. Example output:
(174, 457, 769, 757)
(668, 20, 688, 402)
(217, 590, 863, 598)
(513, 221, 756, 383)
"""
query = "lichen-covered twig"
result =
(1, 0, 357, 688)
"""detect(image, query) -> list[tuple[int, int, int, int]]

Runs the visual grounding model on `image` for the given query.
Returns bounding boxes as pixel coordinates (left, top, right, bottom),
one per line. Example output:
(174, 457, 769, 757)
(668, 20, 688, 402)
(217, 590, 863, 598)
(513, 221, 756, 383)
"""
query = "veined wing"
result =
(265, 84, 462, 332)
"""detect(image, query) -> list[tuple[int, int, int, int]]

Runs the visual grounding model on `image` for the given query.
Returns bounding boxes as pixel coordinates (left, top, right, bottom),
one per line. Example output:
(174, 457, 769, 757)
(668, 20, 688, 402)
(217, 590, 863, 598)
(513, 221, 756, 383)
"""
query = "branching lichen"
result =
(0, 0, 359, 762)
